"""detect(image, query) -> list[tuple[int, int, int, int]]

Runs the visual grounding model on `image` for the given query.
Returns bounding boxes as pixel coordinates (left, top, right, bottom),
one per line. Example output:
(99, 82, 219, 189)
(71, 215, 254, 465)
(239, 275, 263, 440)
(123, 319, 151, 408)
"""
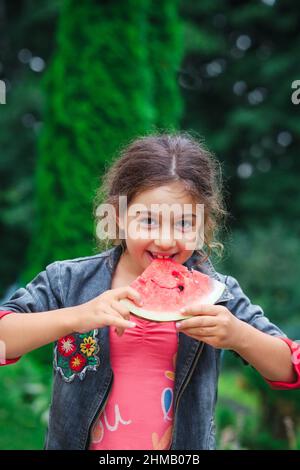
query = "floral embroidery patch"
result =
(54, 329, 100, 382)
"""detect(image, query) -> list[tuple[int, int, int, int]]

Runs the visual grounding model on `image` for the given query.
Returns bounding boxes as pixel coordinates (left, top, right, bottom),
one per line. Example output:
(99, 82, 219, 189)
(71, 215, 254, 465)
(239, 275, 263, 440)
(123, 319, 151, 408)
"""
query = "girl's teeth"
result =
(151, 253, 173, 259)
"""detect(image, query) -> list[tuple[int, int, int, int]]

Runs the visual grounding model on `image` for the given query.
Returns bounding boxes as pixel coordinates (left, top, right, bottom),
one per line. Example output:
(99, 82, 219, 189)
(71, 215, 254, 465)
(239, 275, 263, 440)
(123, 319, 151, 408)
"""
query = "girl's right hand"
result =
(72, 286, 143, 335)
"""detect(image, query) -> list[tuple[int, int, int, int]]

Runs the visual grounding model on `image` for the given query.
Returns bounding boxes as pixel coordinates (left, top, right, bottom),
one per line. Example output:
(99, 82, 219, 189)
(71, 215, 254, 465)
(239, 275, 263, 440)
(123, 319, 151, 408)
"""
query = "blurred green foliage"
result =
(0, 0, 61, 299)
(0, 356, 52, 450)
(216, 360, 300, 450)
(180, 0, 300, 230)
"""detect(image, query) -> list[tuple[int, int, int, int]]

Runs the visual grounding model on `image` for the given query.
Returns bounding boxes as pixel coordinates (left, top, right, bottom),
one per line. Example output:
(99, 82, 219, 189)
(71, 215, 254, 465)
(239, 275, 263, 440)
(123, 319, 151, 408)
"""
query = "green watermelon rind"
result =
(119, 279, 226, 322)
(119, 298, 194, 322)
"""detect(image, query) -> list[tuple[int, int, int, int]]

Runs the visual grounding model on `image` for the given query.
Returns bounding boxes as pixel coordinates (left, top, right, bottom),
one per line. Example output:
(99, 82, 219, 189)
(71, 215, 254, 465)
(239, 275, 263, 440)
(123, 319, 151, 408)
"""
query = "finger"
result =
(110, 300, 131, 336)
(179, 303, 219, 316)
(102, 306, 136, 330)
(111, 300, 131, 320)
(102, 306, 126, 336)
(176, 316, 217, 330)
(103, 304, 123, 318)
(115, 327, 125, 337)
(115, 286, 143, 306)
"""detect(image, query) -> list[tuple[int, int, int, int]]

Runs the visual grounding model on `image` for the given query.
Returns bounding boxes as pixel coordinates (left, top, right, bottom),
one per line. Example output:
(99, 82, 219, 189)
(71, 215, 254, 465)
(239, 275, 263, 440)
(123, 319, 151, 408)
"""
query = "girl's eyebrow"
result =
(136, 210, 196, 218)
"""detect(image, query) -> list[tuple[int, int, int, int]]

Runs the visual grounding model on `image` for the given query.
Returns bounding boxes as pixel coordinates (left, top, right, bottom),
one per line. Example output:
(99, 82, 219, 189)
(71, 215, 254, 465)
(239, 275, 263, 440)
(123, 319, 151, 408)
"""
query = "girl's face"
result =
(117, 182, 204, 277)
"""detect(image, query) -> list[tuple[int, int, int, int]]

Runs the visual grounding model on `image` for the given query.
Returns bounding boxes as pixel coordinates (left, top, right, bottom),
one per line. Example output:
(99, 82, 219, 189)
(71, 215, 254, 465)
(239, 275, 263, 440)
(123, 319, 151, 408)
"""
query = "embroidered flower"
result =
(54, 329, 100, 382)
(69, 353, 87, 372)
(80, 337, 96, 357)
(58, 335, 77, 357)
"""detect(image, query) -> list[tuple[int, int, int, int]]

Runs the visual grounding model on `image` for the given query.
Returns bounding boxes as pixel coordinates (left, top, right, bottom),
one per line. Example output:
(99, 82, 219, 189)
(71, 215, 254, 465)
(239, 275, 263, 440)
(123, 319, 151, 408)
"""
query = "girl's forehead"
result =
(125, 184, 201, 221)
(130, 183, 196, 206)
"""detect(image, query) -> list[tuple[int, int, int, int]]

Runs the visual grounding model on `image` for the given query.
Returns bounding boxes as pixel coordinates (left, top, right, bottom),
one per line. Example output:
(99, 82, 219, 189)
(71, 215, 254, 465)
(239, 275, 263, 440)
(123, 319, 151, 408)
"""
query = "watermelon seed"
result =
(178, 285, 184, 291)
(171, 270, 180, 278)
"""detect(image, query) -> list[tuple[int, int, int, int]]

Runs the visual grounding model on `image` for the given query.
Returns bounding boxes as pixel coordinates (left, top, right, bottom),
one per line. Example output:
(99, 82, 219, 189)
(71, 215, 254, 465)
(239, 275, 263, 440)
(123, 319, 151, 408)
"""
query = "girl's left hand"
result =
(176, 303, 241, 349)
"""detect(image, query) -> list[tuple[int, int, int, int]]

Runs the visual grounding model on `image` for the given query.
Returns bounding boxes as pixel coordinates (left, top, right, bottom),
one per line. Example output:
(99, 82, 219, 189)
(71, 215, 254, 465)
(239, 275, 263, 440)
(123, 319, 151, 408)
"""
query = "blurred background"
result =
(0, 0, 300, 450)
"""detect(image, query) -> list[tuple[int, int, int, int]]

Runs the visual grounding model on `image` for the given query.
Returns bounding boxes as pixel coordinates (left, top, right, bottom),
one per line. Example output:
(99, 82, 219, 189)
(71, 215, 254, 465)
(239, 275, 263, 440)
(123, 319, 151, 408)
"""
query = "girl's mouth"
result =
(146, 251, 177, 261)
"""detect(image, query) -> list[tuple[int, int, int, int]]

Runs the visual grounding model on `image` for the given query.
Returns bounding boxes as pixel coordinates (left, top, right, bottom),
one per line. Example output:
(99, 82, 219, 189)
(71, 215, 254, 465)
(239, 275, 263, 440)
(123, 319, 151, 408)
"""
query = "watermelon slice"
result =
(120, 258, 226, 322)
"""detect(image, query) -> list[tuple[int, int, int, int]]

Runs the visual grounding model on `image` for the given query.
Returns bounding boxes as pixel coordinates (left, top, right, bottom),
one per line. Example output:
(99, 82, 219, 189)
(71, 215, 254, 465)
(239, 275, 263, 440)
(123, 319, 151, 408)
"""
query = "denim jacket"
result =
(0, 244, 286, 450)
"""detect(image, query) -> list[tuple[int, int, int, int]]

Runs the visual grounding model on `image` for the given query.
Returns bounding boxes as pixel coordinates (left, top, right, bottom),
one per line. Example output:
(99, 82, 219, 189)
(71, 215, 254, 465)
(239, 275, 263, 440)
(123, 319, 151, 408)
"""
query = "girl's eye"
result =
(176, 219, 192, 230)
(139, 217, 157, 226)
(139, 218, 192, 229)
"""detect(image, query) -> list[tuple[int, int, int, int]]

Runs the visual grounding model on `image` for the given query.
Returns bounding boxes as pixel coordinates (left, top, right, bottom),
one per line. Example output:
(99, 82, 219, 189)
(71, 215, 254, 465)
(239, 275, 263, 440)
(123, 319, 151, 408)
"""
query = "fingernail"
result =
(176, 322, 182, 328)
(180, 307, 185, 313)
(138, 299, 143, 306)
(128, 322, 136, 328)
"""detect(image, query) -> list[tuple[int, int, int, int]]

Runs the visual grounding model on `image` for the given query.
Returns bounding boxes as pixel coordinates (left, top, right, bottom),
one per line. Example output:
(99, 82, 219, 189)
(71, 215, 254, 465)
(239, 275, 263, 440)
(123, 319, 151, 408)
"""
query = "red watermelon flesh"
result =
(120, 258, 225, 322)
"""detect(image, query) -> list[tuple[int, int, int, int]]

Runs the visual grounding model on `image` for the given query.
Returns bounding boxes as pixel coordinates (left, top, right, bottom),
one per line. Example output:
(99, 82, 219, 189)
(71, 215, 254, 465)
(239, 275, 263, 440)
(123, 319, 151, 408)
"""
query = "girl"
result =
(0, 132, 299, 451)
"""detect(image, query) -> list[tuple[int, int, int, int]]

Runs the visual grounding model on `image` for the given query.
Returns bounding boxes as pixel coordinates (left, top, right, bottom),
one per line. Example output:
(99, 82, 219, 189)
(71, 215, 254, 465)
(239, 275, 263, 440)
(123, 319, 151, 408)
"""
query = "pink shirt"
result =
(89, 315, 179, 450)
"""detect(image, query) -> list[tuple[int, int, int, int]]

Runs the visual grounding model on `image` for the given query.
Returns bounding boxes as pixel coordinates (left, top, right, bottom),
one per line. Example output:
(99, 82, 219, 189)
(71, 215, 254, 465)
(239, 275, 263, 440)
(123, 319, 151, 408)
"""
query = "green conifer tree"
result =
(22, 0, 157, 283)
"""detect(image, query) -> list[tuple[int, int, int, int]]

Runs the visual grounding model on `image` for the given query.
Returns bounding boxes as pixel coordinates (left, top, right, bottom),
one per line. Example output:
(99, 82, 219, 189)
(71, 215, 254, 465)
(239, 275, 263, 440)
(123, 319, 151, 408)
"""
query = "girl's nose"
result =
(153, 238, 176, 250)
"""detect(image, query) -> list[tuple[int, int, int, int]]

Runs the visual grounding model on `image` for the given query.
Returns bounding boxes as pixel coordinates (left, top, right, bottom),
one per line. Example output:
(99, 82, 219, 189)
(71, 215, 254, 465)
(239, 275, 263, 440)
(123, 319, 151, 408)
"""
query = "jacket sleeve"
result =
(0, 261, 62, 366)
(225, 275, 286, 337)
(0, 261, 62, 314)
(224, 276, 300, 388)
